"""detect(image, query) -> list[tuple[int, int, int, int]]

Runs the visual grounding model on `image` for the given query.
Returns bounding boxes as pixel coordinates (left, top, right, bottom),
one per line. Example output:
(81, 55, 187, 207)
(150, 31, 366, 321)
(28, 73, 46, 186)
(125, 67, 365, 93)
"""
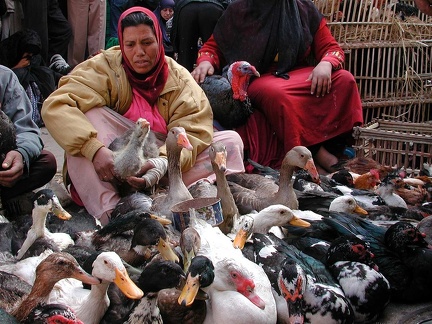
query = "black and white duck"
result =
(323, 214, 432, 303)
(227, 146, 319, 214)
(16, 188, 74, 260)
(250, 232, 354, 324)
(325, 236, 391, 323)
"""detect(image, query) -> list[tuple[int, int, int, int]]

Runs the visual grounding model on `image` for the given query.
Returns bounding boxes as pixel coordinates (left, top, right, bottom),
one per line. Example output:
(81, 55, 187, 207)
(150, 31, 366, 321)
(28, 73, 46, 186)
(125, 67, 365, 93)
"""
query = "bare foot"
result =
(314, 146, 339, 173)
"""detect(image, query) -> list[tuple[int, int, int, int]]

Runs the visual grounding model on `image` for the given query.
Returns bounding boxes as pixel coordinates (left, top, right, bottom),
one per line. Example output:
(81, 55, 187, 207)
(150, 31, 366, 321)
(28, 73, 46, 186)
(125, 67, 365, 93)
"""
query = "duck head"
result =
(326, 235, 378, 271)
(278, 261, 306, 324)
(178, 255, 214, 306)
(91, 251, 144, 299)
(384, 221, 428, 253)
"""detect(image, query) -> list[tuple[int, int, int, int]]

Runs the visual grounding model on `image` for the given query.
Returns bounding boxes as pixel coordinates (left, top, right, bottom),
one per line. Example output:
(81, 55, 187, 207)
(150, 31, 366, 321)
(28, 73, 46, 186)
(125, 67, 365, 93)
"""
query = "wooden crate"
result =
(352, 119, 432, 174)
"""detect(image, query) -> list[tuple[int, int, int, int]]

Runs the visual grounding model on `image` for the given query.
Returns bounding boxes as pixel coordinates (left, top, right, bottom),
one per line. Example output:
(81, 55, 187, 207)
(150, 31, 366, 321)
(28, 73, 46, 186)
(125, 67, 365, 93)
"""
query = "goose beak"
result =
(72, 266, 101, 285)
(305, 159, 320, 184)
(289, 216, 311, 228)
(354, 204, 368, 215)
(157, 238, 180, 263)
(214, 151, 227, 172)
(233, 228, 250, 249)
(113, 267, 144, 299)
(51, 202, 72, 221)
(178, 272, 200, 306)
(149, 214, 172, 226)
(178, 133, 193, 151)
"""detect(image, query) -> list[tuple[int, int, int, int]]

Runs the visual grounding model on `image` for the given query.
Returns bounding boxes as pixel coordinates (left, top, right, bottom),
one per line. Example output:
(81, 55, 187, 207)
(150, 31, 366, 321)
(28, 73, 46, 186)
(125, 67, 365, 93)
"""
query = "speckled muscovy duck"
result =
(250, 232, 354, 324)
(323, 214, 432, 303)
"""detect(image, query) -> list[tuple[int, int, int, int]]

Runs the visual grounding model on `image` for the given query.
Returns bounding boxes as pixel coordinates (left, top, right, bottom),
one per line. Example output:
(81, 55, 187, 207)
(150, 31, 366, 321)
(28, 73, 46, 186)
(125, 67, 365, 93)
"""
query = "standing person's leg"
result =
(21, 0, 50, 63)
(87, 0, 106, 57)
(47, 0, 72, 62)
(67, 0, 88, 66)
(175, 3, 200, 71)
(197, 2, 223, 43)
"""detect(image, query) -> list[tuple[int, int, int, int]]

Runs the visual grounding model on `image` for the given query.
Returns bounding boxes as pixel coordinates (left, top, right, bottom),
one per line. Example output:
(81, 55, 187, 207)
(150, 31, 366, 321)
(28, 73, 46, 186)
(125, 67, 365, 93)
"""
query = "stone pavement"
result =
(39, 127, 432, 324)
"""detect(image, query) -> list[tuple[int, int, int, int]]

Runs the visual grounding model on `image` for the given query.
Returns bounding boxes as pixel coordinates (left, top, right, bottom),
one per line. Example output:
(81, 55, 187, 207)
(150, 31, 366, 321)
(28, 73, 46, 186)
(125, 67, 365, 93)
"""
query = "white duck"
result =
(231, 205, 311, 249)
(189, 214, 277, 324)
(16, 188, 74, 260)
(47, 251, 143, 324)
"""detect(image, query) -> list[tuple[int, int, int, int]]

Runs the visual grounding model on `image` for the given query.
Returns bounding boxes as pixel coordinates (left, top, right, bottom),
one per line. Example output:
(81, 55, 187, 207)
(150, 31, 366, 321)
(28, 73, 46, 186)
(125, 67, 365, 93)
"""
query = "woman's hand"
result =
(307, 61, 333, 97)
(125, 161, 155, 191)
(191, 61, 214, 83)
(0, 151, 24, 187)
(93, 147, 116, 182)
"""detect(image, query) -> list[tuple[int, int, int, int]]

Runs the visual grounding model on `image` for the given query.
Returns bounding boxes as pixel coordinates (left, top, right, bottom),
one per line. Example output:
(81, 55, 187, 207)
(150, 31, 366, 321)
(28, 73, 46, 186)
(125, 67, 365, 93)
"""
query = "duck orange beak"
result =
(354, 205, 368, 215)
(149, 214, 172, 226)
(51, 202, 72, 221)
(113, 267, 144, 299)
(233, 228, 250, 249)
(157, 238, 180, 263)
(178, 272, 200, 306)
(289, 216, 311, 228)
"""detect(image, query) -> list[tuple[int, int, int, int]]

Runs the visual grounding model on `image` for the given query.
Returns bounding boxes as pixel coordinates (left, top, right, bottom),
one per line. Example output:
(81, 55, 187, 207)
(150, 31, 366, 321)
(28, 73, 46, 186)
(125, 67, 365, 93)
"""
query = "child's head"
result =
(160, 0, 175, 20)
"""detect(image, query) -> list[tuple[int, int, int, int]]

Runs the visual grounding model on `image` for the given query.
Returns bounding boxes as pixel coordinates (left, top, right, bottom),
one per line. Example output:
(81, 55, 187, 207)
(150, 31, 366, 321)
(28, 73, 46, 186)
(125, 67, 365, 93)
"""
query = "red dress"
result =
(197, 18, 364, 172)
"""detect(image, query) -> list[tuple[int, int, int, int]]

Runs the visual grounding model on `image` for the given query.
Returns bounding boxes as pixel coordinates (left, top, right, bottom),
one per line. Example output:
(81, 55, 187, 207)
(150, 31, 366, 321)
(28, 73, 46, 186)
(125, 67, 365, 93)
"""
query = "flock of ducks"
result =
(0, 118, 431, 323)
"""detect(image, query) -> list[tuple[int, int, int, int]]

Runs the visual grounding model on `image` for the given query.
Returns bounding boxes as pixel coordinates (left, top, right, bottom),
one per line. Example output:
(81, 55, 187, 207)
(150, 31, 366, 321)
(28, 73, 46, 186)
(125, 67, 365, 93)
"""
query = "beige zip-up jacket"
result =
(42, 47, 213, 174)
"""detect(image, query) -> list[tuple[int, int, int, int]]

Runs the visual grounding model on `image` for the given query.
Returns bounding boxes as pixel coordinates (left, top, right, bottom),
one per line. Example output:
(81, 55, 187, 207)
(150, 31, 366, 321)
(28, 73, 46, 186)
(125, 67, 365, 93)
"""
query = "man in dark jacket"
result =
(0, 65, 57, 216)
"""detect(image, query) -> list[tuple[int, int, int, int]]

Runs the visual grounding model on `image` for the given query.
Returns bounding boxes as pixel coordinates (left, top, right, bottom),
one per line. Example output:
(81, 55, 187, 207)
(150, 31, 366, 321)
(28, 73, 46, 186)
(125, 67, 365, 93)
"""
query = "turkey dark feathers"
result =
(200, 61, 259, 129)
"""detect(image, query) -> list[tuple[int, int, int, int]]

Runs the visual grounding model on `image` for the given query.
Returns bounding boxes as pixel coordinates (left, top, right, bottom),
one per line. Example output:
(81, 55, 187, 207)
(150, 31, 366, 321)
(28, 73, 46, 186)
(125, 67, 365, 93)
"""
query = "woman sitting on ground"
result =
(42, 7, 244, 225)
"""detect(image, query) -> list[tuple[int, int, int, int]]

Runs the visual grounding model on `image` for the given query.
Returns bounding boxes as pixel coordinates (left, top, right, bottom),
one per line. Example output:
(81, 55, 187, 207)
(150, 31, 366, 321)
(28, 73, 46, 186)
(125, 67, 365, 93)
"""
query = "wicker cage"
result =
(314, 0, 432, 44)
(312, 0, 432, 124)
(353, 119, 432, 174)
(344, 41, 432, 123)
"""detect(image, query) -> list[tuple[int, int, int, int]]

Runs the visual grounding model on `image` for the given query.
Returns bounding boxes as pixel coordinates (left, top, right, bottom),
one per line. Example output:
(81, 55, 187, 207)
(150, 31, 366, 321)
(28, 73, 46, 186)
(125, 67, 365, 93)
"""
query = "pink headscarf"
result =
(118, 7, 168, 107)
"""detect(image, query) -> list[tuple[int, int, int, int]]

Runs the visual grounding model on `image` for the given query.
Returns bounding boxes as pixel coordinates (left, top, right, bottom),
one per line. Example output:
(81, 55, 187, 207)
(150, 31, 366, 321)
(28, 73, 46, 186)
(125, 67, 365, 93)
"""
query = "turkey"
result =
(200, 61, 260, 129)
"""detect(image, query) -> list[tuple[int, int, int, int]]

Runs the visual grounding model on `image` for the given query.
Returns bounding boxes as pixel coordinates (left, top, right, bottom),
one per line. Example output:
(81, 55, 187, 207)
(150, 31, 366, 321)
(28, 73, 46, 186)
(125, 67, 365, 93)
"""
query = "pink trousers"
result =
(66, 107, 245, 222)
